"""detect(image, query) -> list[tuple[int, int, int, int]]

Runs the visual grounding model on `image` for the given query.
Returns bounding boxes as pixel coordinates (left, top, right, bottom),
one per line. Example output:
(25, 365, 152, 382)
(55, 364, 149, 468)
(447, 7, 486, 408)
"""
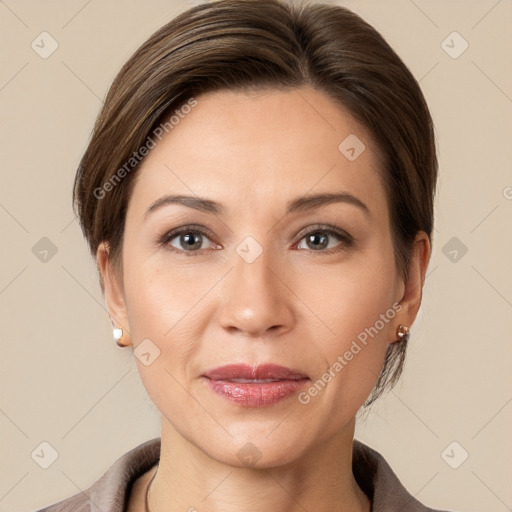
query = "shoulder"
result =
(352, 438, 457, 512)
(30, 438, 161, 512)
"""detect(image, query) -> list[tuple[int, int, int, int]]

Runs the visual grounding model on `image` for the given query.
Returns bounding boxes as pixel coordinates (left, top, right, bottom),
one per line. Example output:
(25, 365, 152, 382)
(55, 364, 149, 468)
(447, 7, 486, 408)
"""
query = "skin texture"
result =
(97, 86, 430, 512)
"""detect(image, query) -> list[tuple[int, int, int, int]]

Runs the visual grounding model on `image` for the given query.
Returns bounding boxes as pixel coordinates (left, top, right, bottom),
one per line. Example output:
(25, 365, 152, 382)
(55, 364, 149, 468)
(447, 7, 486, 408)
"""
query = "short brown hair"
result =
(73, 0, 438, 408)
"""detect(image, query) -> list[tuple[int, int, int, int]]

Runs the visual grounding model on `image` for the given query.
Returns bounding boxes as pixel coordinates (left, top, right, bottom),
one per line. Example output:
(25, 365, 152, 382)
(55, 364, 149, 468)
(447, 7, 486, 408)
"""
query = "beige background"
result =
(1, 0, 511, 511)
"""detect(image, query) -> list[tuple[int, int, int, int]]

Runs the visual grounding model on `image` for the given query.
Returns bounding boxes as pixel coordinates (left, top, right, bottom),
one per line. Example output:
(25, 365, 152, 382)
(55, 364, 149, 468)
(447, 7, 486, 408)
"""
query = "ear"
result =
(96, 241, 131, 345)
(390, 231, 431, 343)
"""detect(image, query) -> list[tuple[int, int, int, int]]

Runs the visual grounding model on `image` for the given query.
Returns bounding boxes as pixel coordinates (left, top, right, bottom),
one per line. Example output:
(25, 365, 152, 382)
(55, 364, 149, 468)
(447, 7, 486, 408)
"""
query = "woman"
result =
(34, 0, 452, 510)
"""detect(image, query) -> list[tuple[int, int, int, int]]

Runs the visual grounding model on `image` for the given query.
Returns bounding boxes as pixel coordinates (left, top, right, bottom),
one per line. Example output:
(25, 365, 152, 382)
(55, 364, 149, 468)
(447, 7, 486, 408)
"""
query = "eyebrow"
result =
(143, 191, 370, 220)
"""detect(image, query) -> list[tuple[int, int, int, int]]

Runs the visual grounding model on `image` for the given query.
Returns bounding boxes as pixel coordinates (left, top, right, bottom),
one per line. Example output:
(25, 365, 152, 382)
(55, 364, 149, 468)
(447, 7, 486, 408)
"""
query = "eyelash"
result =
(157, 223, 354, 258)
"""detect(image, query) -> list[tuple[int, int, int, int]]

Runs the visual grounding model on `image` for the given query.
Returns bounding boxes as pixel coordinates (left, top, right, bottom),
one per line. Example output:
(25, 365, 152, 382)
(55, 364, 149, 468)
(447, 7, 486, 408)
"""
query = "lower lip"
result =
(203, 377, 309, 407)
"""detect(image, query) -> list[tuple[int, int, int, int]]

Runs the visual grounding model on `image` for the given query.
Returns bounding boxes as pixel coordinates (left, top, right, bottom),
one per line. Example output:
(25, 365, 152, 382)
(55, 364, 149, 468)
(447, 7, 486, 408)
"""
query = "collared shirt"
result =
(33, 437, 454, 512)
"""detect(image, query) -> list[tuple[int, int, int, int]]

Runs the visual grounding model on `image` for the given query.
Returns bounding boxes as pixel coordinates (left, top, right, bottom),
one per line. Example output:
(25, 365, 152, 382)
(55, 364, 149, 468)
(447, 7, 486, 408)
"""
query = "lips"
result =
(203, 363, 309, 382)
(202, 364, 310, 407)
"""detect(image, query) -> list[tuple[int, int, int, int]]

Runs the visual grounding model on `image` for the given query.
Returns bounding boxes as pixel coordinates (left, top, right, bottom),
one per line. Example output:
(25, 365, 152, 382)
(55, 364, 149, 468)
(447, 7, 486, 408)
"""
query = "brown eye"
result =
(171, 231, 208, 251)
(159, 225, 215, 256)
(303, 231, 330, 250)
(295, 226, 353, 254)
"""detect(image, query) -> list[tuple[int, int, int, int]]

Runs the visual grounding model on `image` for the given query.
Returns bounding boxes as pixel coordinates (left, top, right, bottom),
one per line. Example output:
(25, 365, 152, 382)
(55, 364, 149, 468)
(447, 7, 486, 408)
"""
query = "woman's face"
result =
(101, 86, 421, 467)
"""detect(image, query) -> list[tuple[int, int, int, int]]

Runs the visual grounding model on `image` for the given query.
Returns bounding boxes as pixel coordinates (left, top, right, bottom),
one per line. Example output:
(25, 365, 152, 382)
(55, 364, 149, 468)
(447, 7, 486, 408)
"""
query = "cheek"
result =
(123, 250, 208, 337)
(297, 246, 397, 346)
(123, 264, 205, 424)
(299, 248, 397, 408)
(121, 251, 231, 394)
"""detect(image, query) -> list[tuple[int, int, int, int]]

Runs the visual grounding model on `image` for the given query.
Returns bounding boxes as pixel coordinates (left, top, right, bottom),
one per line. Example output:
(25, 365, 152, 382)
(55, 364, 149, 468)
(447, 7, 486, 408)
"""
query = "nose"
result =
(218, 242, 296, 338)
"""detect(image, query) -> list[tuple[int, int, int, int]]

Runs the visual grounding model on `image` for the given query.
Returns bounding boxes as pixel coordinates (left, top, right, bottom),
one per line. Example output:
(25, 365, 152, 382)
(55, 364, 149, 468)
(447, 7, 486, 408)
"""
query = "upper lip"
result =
(203, 364, 309, 381)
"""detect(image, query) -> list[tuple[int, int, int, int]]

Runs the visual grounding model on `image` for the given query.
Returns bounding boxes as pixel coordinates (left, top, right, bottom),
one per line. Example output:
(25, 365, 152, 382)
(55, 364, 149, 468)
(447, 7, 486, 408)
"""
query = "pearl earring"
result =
(113, 327, 129, 347)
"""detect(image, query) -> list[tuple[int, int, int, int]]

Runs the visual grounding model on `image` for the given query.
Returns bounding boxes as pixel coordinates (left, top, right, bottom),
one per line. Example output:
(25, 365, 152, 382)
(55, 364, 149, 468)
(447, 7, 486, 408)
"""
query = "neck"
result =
(148, 416, 370, 512)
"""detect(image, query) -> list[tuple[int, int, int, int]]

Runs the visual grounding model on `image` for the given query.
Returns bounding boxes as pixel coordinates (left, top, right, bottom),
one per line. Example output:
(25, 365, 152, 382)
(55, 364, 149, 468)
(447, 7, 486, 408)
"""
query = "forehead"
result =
(128, 86, 387, 220)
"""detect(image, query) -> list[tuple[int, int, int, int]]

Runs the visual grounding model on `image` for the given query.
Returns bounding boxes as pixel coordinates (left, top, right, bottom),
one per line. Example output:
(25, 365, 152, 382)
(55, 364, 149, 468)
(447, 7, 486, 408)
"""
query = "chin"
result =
(199, 426, 313, 469)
